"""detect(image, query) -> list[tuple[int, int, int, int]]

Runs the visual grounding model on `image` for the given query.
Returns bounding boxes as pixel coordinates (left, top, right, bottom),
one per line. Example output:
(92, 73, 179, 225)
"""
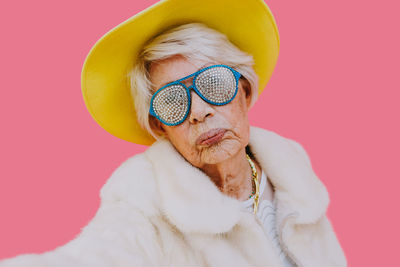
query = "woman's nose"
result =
(188, 91, 215, 124)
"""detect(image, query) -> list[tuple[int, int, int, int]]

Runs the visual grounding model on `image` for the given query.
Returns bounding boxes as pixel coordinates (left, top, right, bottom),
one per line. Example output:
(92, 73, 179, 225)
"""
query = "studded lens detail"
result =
(150, 65, 241, 126)
(195, 66, 237, 104)
(152, 84, 188, 125)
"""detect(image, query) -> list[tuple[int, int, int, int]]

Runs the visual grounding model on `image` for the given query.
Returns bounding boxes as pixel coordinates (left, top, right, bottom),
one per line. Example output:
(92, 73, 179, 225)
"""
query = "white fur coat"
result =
(0, 126, 347, 267)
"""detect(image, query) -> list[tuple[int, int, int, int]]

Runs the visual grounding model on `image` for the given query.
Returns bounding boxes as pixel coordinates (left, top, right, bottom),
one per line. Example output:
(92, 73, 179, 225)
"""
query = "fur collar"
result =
(144, 126, 329, 234)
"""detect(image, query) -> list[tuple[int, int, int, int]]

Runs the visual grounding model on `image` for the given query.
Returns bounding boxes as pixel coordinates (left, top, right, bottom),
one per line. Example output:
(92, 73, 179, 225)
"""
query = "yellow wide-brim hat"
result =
(81, 0, 280, 146)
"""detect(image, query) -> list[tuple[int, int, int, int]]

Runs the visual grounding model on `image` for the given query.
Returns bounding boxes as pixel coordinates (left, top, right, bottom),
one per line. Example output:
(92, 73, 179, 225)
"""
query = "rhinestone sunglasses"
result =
(149, 64, 242, 126)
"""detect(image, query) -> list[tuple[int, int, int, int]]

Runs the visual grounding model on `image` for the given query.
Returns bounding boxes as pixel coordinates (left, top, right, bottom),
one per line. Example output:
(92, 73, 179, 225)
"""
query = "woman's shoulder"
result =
(249, 126, 312, 167)
(99, 152, 161, 217)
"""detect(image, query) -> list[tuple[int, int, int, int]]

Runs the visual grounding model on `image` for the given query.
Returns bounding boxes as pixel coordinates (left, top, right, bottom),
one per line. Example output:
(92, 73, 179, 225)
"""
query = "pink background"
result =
(0, 0, 399, 265)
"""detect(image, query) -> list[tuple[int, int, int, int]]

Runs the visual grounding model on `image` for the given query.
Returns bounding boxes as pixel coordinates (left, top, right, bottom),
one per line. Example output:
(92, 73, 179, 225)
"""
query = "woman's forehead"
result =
(149, 56, 218, 89)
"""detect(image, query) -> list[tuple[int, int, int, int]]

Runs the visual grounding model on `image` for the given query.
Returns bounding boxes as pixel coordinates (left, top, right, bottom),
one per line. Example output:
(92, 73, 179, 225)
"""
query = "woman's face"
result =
(149, 55, 253, 168)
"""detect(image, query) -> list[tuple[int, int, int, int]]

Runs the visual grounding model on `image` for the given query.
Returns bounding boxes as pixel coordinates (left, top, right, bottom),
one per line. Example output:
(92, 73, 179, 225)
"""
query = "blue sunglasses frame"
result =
(149, 64, 242, 126)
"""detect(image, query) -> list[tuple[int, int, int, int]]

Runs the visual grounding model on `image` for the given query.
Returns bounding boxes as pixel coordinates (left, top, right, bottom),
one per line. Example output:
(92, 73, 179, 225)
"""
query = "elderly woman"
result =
(0, 0, 347, 266)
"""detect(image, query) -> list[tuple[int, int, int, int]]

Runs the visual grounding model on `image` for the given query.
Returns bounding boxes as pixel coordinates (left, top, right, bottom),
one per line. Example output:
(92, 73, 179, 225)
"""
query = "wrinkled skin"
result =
(148, 55, 274, 201)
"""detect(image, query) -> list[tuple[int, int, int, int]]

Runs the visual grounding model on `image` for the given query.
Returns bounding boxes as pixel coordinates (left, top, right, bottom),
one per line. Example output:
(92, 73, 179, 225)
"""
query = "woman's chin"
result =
(199, 139, 241, 164)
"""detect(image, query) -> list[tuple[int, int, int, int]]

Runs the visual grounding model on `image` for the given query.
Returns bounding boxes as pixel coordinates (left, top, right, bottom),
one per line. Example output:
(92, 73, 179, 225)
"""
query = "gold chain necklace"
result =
(246, 154, 260, 214)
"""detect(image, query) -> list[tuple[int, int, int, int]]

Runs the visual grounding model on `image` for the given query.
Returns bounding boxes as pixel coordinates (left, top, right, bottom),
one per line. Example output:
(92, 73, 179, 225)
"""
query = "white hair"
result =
(128, 22, 259, 140)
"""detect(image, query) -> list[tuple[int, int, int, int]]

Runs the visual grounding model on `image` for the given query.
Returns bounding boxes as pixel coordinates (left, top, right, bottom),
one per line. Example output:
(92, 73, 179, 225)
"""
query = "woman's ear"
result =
(149, 116, 166, 137)
(240, 77, 252, 110)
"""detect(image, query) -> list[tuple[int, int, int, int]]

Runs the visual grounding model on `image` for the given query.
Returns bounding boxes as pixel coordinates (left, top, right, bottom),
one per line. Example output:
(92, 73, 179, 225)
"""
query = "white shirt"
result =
(241, 170, 296, 267)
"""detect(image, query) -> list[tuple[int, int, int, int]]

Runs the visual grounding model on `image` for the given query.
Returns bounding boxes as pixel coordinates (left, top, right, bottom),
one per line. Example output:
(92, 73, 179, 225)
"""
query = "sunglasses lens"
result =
(194, 66, 237, 104)
(152, 84, 189, 125)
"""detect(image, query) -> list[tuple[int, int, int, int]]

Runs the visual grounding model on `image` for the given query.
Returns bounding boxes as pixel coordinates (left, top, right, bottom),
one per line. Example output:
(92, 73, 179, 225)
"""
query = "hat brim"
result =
(81, 0, 280, 145)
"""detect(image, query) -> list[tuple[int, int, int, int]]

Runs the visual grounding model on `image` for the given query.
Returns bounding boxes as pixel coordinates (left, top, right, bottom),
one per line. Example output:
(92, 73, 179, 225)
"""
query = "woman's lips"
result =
(196, 128, 227, 146)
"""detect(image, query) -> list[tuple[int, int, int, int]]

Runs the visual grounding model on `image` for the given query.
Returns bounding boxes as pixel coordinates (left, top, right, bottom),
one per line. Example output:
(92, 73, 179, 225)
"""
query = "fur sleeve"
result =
(319, 215, 348, 266)
(0, 154, 163, 267)
(0, 202, 162, 267)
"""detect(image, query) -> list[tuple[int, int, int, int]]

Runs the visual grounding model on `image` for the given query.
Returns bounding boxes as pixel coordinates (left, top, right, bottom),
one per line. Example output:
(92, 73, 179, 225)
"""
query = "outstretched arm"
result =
(0, 200, 163, 267)
(0, 154, 163, 267)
